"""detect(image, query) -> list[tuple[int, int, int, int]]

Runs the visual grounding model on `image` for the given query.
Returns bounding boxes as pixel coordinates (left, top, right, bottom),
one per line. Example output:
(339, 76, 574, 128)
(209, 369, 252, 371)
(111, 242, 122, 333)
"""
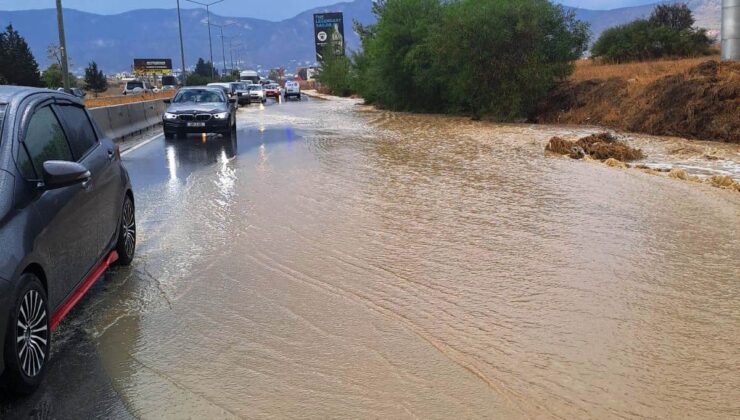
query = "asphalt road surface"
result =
(1, 96, 739, 419)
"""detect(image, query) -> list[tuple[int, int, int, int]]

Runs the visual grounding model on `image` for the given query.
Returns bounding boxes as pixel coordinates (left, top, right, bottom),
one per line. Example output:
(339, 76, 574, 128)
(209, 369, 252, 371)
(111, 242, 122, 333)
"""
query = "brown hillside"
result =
(534, 58, 740, 143)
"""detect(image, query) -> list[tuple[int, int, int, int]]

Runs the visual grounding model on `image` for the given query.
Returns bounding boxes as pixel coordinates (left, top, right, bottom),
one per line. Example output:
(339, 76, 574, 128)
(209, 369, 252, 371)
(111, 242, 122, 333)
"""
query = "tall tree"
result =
(42, 63, 78, 89)
(194, 58, 218, 78)
(84, 61, 107, 96)
(0, 25, 43, 87)
(649, 3, 694, 31)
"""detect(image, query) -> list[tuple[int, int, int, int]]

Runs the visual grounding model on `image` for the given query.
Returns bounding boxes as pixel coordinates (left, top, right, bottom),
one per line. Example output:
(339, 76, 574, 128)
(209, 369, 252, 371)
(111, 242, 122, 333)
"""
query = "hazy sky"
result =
(0, 0, 662, 20)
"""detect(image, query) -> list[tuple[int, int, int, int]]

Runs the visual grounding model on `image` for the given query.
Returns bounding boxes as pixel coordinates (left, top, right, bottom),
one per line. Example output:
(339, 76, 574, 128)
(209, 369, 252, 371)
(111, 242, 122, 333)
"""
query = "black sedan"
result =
(162, 87, 237, 138)
(0, 86, 136, 394)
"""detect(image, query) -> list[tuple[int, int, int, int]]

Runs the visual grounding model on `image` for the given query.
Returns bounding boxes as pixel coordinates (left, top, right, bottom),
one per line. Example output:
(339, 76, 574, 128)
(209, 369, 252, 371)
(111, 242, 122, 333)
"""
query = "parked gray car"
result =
(0, 86, 136, 394)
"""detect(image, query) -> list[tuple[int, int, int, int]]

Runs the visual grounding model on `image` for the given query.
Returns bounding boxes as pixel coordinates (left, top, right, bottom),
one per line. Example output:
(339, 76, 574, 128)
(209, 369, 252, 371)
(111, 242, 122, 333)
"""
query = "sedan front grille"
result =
(178, 113, 213, 121)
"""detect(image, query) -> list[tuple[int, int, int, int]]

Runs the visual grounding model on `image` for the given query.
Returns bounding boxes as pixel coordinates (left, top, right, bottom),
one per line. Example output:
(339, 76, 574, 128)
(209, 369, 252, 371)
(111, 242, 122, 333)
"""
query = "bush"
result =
(591, 3, 712, 63)
(352, 0, 589, 119)
(84, 61, 108, 96)
(317, 52, 355, 97)
(186, 73, 210, 86)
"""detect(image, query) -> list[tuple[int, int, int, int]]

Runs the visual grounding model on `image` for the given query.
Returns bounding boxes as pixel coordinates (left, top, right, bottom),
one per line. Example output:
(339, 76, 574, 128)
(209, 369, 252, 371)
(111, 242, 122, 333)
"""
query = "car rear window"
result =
(126, 82, 144, 90)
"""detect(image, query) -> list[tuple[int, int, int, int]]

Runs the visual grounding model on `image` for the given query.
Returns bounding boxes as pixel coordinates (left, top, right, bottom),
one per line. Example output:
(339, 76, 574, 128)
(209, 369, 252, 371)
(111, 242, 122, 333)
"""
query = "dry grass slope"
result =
(535, 56, 740, 143)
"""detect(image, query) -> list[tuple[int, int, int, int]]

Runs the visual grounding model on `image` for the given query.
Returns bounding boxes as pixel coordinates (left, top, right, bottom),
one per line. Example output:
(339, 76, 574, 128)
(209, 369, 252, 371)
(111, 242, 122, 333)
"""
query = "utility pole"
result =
(186, 0, 224, 80)
(722, 0, 739, 61)
(55, 0, 70, 92)
(210, 23, 227, 76)
(177, 0, 187, 85)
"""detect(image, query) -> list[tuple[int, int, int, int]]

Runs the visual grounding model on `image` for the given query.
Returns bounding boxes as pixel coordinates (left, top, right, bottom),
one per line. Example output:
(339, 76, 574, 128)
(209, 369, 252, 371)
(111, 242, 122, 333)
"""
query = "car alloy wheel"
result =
(116, 195, 136, 265)
(122, 198, 135, 257)
(16, 289, 49, 378)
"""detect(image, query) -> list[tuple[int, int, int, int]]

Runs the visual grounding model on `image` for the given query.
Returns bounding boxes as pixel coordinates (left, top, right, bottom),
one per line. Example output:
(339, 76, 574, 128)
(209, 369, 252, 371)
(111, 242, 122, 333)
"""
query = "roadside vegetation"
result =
(591, 4, 714, 63)
(0, 25, 42, 87)
(318, 0, 589, 120)
(84, 61, 108, 97)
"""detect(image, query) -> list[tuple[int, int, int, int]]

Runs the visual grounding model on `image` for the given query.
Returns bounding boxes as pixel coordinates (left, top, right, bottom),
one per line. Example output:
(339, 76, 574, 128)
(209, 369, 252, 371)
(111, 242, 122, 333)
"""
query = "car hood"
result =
(166, 102, 228, 113)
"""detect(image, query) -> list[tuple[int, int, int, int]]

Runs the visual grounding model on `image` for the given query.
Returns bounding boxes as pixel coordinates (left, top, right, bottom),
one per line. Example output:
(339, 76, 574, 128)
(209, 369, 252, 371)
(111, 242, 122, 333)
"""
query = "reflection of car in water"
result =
(0, 86, 136, 395)
(164, 134, 238, 166)
(162, 87, 237, 138)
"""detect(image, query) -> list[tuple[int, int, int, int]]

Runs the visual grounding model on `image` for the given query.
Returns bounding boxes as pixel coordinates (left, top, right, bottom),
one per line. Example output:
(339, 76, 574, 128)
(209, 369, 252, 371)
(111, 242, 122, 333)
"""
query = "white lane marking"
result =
(121, 132, 164, 157)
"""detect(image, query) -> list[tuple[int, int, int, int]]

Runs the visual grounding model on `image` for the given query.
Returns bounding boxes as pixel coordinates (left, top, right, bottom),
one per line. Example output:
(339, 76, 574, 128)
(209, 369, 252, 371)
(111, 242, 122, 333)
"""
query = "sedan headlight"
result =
(213, 112, 229, 120)
(164, 112, 178, 120)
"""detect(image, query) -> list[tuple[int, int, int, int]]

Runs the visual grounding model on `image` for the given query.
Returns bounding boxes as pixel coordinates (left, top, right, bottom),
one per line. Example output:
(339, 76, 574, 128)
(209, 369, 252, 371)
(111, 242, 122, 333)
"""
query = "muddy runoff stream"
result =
(60, 98, 740, 418)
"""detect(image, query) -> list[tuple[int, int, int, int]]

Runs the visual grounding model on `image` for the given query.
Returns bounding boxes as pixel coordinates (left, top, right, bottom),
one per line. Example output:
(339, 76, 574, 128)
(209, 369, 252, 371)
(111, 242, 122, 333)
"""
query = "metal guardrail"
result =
(88, 99, 166, 142)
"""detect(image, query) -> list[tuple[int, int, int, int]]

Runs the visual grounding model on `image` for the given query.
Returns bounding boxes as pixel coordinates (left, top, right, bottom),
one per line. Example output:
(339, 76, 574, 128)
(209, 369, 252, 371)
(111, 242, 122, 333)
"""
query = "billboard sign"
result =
(314, 13, 345, 61)
(133, 58, 173, 75)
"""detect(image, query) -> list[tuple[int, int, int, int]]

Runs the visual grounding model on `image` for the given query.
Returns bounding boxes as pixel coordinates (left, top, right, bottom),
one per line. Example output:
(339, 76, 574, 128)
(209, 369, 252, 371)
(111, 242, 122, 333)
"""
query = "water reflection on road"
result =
(3, 97, 739, 419)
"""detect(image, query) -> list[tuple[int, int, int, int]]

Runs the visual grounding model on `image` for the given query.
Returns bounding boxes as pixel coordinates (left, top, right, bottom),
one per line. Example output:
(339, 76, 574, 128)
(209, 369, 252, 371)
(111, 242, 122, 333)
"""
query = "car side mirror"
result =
(229, 98, 237, 104)
(41, 160, 90, 190)
(163, 99, 172, 104)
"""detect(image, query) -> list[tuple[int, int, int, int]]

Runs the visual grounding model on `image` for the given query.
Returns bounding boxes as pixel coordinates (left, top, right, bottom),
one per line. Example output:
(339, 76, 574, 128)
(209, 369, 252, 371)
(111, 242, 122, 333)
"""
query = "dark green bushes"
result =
(320, 0, 589, 120)
(591, 3, 713, 63)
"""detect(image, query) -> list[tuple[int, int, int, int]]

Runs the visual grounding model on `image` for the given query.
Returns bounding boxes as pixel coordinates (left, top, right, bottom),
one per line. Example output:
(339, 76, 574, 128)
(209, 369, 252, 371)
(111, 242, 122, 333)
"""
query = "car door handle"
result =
(107, 149, 115, 160)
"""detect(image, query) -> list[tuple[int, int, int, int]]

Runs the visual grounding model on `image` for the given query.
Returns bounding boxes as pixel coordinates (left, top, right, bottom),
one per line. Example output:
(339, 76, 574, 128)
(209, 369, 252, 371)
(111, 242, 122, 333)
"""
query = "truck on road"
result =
(239, 70, 260, 85)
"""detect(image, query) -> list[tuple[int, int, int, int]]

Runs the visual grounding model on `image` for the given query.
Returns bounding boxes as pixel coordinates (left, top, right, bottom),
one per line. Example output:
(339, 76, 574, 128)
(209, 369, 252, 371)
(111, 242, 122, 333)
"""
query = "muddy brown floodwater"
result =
(7, 97, 739, 419)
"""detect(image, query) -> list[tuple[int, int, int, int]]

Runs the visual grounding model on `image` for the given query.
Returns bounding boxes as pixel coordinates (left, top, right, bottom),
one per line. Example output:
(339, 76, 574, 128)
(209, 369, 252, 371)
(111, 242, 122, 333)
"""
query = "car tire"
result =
(2, 273, 50, 395)
(115, 195, 136, 266)
(164, 131, 174, 139)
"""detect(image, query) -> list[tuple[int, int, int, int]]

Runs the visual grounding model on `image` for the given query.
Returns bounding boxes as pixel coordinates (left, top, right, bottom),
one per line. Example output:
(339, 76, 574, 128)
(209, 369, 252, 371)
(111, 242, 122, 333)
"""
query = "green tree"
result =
(649, 3, 694, 31)
(355, 0, 445, 111)
(437, 0, 589, 119)
(194, 58, 218, 79)
(353, 0, 588, 119)
(0, 25, 43, 86)
(84, 61, 108, 96)
(317, 52, 354, 97)
(592, 3, 712, 63)
(42, 63, 78, 89)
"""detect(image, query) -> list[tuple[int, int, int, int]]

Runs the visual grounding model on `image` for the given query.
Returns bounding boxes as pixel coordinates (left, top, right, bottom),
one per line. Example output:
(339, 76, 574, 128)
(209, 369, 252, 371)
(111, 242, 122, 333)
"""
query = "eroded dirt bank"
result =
(534, 60, 740, 143)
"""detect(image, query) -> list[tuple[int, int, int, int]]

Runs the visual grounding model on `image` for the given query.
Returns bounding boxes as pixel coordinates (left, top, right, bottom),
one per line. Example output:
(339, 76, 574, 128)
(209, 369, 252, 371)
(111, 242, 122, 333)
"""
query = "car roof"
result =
(180, 86, 222, 91)
(0, 86, 77, 106)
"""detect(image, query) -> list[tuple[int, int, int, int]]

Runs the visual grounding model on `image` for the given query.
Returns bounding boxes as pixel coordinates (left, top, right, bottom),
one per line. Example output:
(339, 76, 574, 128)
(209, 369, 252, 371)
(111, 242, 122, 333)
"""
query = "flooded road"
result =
(3, 97, 739, 419)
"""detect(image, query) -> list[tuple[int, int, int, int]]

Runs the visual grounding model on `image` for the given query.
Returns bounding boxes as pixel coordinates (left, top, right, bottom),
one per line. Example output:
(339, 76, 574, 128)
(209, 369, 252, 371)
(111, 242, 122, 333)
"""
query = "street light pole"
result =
(210, 23, 227, 76)
(176, 0, 187, 85)
(185, 0, 224, 80)
(55, 0, 70, 92)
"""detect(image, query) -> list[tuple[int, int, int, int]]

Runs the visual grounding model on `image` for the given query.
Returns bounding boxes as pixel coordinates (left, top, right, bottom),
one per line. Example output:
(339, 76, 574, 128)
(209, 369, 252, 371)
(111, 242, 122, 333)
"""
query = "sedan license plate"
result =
(187, 122, 206, 127)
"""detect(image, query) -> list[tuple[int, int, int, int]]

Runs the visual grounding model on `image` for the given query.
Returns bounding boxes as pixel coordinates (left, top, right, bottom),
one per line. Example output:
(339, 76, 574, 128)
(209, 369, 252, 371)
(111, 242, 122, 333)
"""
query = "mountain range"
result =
(0, 0, 722, 74)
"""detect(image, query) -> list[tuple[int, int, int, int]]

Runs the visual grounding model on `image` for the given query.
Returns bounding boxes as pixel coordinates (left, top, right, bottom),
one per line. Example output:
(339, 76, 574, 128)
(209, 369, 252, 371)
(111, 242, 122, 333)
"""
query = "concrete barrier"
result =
(89, 99, 165, 142)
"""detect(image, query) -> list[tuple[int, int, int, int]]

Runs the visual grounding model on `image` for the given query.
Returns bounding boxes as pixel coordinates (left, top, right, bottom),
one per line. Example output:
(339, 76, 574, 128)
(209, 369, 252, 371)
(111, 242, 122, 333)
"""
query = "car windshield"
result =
(126, 82, 144, 89)
(248, 85, 262, 90)
(172, 89, 224, 103)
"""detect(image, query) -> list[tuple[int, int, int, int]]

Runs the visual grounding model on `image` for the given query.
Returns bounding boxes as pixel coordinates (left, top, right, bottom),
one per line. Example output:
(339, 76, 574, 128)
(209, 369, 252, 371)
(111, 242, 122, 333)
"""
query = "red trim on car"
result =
(50, 250, 119, 331)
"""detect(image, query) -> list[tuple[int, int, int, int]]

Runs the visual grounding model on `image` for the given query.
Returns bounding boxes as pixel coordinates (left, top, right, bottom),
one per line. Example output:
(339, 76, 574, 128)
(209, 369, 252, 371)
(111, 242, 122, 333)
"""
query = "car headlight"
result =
(213, 112, 229, 120)
(164, 112, 178, 120)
